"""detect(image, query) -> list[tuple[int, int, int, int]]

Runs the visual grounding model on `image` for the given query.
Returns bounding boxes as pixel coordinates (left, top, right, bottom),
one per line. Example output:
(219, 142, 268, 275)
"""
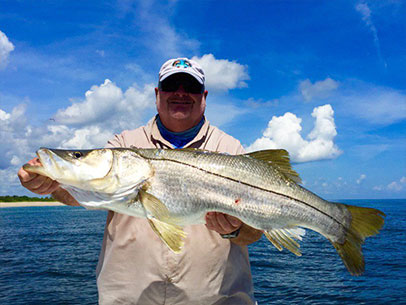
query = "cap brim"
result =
(159, 70, 204, 85)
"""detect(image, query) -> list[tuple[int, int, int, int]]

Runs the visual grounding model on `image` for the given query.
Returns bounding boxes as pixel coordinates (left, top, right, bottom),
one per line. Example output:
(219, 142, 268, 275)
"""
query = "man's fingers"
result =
(205, 212, 222, 232)
(35, 178, 60, 195)
(224, 215, 242, 228)
(17, 167, 37, 184)
(34, 177, 56, 194)
(215, 213, 234, 233)
(205, 212, 242, 234)
(17, 157, 42, 183)
(48, 180, 60, 193)
(19, 174, 59, 195)
(22, 175, 47, 190)
(18, 156, 59, 195)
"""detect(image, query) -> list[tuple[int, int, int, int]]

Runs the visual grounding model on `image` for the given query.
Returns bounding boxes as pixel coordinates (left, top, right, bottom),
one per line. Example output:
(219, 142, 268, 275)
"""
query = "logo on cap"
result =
(172, 59, 191, 69)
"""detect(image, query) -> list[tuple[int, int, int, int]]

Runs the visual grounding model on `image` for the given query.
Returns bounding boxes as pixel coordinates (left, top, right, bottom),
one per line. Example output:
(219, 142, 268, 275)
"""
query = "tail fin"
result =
(331, 205, 385, 276)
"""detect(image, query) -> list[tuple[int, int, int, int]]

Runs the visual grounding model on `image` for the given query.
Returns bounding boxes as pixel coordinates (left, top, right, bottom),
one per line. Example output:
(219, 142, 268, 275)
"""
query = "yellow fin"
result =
(148, 219, 187, 253)
(264, 231, 283, 251)
(331, 204, 385, 276)
(138, 189, 171, 222)
(246, 150, 302, 184)
(264, 228, 304, 256)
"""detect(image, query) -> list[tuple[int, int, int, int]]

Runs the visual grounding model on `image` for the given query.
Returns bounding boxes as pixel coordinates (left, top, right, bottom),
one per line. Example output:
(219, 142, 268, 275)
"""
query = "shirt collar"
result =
(148, 115, 210, 149)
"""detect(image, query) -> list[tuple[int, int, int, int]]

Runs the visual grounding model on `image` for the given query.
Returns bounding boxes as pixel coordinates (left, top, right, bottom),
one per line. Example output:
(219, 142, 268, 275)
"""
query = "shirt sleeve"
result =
(215, 133, 246, 155)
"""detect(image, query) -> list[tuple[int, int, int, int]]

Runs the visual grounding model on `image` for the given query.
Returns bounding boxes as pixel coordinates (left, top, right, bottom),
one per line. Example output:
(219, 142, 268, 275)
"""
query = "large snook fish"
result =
(24, 147, 385, 275)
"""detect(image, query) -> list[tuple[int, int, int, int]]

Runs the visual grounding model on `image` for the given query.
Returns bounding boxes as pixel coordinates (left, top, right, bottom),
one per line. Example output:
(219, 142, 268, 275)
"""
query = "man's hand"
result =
(17, 157, 60, 195)
(205, 212, 242, 234)
(205, 212, 263, 246)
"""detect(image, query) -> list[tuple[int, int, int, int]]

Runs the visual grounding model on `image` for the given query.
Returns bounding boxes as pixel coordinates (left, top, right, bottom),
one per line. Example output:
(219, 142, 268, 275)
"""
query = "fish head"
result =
(24, 147, 152, 195)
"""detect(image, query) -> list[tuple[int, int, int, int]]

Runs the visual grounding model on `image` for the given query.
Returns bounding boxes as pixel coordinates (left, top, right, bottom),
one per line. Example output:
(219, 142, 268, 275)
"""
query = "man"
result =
(18, 58, 263, 305)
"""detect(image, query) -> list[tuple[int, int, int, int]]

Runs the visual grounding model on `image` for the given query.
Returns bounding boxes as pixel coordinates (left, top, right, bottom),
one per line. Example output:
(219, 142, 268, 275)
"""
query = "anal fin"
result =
(264, 227, 305, 257)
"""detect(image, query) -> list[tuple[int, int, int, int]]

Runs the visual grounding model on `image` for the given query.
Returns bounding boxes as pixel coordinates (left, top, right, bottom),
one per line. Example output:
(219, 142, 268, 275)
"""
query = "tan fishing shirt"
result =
(96, 116, 256, 305)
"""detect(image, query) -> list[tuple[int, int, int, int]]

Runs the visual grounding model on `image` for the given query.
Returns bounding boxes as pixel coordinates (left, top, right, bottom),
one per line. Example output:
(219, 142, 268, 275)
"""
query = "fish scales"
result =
(139, 150, 348, 240)
(138, 149, 350, 240)
(139, 149, 346, 223)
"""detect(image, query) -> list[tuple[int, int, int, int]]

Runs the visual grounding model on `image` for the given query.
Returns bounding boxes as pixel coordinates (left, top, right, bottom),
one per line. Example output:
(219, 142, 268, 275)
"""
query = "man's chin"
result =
(168, 106, 193, 118)
(169, 112, 191, 120)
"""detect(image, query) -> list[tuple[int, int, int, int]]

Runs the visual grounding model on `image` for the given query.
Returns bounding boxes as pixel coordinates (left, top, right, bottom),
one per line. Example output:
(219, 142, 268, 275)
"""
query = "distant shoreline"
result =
(0, 201, 65, 208)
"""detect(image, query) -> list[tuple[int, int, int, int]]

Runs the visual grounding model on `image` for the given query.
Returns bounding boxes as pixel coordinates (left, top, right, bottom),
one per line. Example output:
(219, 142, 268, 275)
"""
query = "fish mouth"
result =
(37, 148, 56, 170)
(23, 148, 56, 178)
(36, 147, 51, 163)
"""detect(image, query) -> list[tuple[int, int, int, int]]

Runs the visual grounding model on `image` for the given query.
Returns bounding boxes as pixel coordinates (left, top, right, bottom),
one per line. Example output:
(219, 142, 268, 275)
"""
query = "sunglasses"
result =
(159, 74, 205, 94)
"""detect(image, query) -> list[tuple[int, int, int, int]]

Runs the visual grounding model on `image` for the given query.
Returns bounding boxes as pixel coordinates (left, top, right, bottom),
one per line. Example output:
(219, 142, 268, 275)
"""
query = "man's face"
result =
(155, 74, 208, 132)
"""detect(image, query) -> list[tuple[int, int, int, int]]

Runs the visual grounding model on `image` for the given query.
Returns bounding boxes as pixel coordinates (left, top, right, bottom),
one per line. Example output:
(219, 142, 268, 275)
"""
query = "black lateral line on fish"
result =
(142, 155, 345, 229)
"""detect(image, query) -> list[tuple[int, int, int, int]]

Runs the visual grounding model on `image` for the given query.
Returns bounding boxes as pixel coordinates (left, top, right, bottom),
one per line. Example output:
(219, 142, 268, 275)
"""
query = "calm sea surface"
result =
(0, 199, 405, 304)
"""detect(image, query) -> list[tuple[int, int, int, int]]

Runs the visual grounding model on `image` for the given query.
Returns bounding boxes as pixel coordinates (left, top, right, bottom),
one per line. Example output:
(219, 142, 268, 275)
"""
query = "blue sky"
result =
(0, 0, 405, 199)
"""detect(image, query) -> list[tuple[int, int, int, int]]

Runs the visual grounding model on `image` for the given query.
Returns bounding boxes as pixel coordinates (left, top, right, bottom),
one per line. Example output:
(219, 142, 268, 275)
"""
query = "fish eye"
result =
(72, 151, 83, 158)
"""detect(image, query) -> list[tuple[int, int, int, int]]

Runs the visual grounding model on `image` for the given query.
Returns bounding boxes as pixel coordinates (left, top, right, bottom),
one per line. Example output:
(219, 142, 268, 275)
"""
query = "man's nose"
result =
(174, 85, 188, 96)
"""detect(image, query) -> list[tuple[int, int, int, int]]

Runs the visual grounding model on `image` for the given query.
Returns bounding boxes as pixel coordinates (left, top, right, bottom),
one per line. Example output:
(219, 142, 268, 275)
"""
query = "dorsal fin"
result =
(246, 149, 302, 184)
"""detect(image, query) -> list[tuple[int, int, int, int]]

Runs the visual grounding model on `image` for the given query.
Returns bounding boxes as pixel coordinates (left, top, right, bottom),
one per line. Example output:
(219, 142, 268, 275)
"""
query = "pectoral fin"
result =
(138, 188, 171, 221)
(148, 219, 187, 253)
(138, 188, 187, 253)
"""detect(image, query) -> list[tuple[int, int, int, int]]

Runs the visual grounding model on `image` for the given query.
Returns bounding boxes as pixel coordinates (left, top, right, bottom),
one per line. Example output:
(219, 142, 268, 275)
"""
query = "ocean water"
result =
(0, 199, 405, 304)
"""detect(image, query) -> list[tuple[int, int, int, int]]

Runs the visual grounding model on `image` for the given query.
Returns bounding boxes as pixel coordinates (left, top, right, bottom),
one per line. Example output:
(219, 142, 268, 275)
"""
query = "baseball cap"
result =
(159, 57, 205, 85)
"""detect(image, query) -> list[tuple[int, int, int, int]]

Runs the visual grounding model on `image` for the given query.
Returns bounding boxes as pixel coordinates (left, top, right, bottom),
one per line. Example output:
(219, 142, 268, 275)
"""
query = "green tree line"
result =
(0, 195, 56, 202)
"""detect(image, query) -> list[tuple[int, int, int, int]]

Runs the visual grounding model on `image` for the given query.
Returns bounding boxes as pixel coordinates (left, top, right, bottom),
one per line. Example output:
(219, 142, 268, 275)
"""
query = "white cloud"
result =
(374, 176, 406, 193)
(0, 105, 36, 195)
(206, 101, 247, 127)
(356, 2, 372, 25)
(0, 167, 22, 195)
(246, 104, 342, 162)
(0, 105, 31, 167)
(135, 0, 200, 57)
(344, 87, 406, 125)
(245, 97, 279, 108)
(59, 126, 114, 149)
(0, 109, 11, 120)
(373, 185, 383, 191)
(296, 78, 406, 126)
(54, 79, 123, 125)
(0, 78, 160, 195)
(0, 30, 15, 68)
(299, 78, 339, 102)
(387, 176, 406, 192)
(54, 79, 156, 131)
(356, 174, 366, 184)
(192, 54, 250, 91)
(355, 2, 386, 67)
(96, 49, 105, 57)
(1, 80, 157, 169)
